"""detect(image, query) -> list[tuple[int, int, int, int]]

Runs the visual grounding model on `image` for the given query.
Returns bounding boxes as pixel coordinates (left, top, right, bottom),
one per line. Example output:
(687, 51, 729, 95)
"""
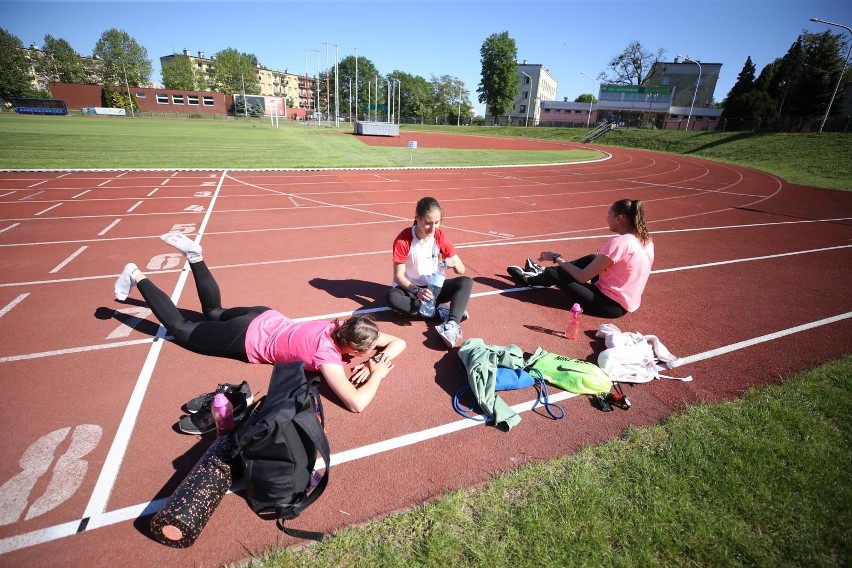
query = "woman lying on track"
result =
(507, 199, 654, 318)
(386, 196, 473, 349)
(114, 233, 406, 413)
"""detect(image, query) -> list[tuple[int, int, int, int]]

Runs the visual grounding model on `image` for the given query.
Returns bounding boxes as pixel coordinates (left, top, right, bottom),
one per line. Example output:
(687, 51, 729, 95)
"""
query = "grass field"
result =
(245, 357, 851, 568)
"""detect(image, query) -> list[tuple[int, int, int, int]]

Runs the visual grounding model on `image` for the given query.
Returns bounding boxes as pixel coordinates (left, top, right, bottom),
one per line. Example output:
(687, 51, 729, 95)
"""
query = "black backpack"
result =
(230, 362, 330, 540)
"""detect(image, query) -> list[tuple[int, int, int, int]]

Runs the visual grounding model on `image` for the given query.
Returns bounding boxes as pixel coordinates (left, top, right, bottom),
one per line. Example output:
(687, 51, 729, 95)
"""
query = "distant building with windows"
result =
(644, 59, 722, 108)
(484, 62, 557, 126)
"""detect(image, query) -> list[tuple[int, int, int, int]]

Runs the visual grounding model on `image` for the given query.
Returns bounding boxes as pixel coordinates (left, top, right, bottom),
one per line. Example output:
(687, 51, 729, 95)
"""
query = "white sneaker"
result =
(115, 263, 138, 301)
(436, 320, 462, 349)
(437, 305, 470, 323)
(160, 232, 202, 261)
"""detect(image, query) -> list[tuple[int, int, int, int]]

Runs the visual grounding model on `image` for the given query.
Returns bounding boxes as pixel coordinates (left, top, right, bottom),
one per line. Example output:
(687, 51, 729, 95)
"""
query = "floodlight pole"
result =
(677, 54, 701, 131)
(521, 71, 531, 127)
(121, 60, 133, 118)
(580, 72, 595, 128)
(458, 85, 462, 126)
(810, 18, 852, 133)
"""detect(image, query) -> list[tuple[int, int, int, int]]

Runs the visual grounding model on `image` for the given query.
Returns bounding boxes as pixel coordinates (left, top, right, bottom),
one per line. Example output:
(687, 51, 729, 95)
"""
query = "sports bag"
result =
(453, 366, 564, 421)
(230, 362, 330, 540)
(529, 352, 613, 395)
(595, 323, 692, 383)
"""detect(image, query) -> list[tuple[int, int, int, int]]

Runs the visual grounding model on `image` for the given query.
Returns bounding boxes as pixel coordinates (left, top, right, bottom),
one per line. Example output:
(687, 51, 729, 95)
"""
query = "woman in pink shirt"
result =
(507, 199, 654, 318)
(114, 233, 406, 413)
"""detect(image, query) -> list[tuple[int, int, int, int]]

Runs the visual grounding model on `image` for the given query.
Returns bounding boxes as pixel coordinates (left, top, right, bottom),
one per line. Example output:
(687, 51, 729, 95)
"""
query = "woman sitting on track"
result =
(386, 196, 473, 348)
(507, 198, 654, 318)
(114, 233, 406, 413)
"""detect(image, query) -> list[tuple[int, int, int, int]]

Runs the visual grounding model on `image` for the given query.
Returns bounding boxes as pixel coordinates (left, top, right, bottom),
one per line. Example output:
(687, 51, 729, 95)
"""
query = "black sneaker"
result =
(592, 394, 613, 412)
(507, 266, 529, 285)
(184, 381, 252, 414)
(606, 391, 631, 410)
(524, 258, 544, 275)
(178, 393, 251, 435)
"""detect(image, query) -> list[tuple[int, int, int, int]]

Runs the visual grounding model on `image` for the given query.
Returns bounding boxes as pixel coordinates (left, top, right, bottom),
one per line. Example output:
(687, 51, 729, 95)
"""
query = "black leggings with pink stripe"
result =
(137, 261, 269, 361)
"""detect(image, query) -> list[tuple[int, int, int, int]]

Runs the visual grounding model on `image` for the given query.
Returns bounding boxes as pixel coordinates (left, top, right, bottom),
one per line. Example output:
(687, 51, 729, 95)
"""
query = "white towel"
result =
(595, 324, 692, 383)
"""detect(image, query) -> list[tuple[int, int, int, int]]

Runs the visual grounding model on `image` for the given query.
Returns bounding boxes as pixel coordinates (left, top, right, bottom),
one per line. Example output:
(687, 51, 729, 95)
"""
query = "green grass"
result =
(242, 356, 852, 568)
(0, 115, 599, 169)
(401, 125, 852, 191)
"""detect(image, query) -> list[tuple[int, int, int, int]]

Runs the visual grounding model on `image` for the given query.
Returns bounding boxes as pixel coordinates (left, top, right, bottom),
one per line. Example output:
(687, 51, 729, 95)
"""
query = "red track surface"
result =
(0, 133, 850, 567)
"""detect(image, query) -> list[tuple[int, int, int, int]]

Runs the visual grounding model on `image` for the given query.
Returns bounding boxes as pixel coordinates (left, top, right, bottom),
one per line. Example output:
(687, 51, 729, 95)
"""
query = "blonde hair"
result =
(330, 315, 379, 352)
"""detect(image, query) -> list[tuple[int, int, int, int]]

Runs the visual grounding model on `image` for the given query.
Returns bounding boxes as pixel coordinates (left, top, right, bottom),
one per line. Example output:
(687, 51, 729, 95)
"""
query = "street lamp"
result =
(810, 18, 852, 133)
(120, 60, 133, 118)
(677, 55, 701, 131)
(520, 71, 531, 127)
(457, 85, 463, 126)
(580, 72, 595, 128)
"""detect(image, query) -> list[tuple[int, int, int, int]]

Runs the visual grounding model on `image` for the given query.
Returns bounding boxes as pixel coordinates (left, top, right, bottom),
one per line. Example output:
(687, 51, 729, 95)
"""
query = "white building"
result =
(485, 62, 557, 126)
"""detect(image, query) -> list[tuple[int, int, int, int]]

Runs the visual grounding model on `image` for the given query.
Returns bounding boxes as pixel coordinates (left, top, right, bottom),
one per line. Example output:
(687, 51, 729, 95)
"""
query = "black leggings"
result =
(386, 276, 473, 323)
(526, 254, 627, 319)
(137, 261, 270, 361)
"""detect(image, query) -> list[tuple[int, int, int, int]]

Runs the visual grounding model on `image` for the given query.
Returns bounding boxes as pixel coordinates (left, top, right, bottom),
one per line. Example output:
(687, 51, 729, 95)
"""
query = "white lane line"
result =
(126, 201, 143, 213)
(49, 246, 87, 274)
(288, 196, 302, 207)
(34, 204, 61, 216)
(71, 190, 90, 199)
(97, 219, 121, 236)
(161, 178, 171, 185)
(19, 191, 44, 201)
(146, 188, 159, 197)
(57, 173, 71, 178)
(0, 338, 157, 364)
(0, 294, 28, 319)
(96, 180, 110, 187)
(0, 191, 14, 198)
(27, 180, 48, 188)
(80, 170, 226, 530)
(116, 172, 126, 178)
(1, 310, 848, 555)
(0, 223, 19, 234)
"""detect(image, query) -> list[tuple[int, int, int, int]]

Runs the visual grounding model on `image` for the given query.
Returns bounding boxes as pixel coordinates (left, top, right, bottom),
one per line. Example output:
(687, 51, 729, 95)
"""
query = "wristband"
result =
(553, 253, 562, 262)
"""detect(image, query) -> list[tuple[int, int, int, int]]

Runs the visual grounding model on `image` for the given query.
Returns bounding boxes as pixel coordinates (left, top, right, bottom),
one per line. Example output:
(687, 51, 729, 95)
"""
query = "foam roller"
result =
(150, 436, 234, 548)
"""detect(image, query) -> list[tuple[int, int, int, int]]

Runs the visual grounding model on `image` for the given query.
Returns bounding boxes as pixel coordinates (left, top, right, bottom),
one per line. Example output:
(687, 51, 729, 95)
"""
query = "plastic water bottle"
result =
(418, 261, 446, 318)
(211, 393, 235, 436)
(566, 303, 583, 340)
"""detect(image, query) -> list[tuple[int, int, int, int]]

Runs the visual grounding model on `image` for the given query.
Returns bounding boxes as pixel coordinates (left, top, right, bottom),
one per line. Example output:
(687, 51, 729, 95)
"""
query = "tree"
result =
(575, 94, 597, 103)
(0, 27, 38, 101)
(795, 30, 848, 117)
(37, 35, 86, 84)
(392, 71, 432, 123)
(430, 74, 469, 124)
(721, 57, 757, 118)
(478, 31, 518, 121)
(210, 48, 259, 95)
(322, 54, 381, 118)
(599, 40, 666, 85)
(93, 28, 152, 87)
(162, 55, 198, 91)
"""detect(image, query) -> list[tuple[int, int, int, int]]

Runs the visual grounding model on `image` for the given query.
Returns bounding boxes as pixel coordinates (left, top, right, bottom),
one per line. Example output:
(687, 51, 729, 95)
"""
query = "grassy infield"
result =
(2, 115, 849, 566)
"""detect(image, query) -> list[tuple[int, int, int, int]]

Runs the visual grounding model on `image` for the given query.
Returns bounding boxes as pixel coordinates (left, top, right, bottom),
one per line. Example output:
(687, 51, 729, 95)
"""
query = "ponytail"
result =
(612, 199, 650, 245)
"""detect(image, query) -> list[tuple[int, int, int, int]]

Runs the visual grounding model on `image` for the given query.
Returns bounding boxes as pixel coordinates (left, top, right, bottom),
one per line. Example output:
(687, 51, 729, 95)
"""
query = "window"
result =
(521, 90, 528, 100)
(188, 95, 199, 105)
(135, 92, 146, 98)
(156, 94, 168, 104)
(662, 76, 671, 86)
(172, 95, 184, 105)
(203, 96, 215, 106)
(520, 105, 526, 113)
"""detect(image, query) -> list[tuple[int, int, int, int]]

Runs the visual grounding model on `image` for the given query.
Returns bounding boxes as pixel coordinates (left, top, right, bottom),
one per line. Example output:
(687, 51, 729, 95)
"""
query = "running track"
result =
(0, 133, 850, 567)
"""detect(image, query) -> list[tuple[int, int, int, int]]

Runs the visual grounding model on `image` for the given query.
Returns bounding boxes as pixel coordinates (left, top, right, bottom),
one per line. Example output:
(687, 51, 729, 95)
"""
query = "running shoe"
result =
(524, 258, 545, 275)
(436, 320, 463, 349)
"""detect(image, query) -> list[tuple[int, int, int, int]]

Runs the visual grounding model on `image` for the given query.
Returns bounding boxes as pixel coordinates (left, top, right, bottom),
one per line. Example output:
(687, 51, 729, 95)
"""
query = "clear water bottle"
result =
(211, 393, 235, 436)
(566, 303, 583, 340)
(418, 261, 446, 318)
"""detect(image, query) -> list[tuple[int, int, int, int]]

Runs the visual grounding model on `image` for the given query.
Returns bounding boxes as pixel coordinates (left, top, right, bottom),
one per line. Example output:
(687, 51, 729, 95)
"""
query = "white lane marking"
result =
(126, 201, 143, 213)
(71, 189, 90, 199)
(26, 180, 48, 188)
(0, 191, 14, 198)
(161, 178, 171, 185)
(288, 196, 302, 207)
(1, 311, 848, 554)
(81, 170, 225, 529)
(19, 191, 45, 201)
(0, 294, 28, 319)
(0, 223, 20, 234)
(49, 246, 87, 274)
(97, 219, 121, 236)
(146, 188, 159, 197)
(34, 204, 61, 216)
(106, 307, 153, 339)
(0, 338, 158, 363)
(96, 180, 110, 187)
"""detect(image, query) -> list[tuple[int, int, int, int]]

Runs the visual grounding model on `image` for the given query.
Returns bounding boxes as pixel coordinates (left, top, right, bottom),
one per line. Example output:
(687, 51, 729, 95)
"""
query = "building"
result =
(160, 50, 315, 112)
(539, 99, 598, 127)
(484, 62, 557, 126)
(20, 43, 102, 93)
(644, 59, 722, 109)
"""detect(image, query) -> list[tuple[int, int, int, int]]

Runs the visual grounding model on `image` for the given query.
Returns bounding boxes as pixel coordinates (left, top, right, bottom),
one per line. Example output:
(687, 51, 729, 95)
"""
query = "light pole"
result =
(239, 54, 247, 118)
(520, 71, 531, 127)
(457, 85, 462, 126)
(580, 72, 595, 128)
(121, 60, 133, 117)
(810, 18, 852, 133)
(677, 55, 701, 131)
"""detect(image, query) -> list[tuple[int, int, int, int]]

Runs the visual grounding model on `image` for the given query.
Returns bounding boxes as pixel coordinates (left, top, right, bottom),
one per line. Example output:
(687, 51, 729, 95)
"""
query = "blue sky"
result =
(5, 0, 851, 115)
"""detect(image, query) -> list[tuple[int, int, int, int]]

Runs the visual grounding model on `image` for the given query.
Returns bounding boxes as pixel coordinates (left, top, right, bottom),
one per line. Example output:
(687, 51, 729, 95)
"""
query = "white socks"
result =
(114, 263, 139, 301)
(160, 232, 202, 261)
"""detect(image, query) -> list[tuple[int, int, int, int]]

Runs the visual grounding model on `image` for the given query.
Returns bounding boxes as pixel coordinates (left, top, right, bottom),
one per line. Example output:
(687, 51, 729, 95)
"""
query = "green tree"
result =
(478, 31, 518, 121)
(210, 48, 259, 95)
(575, 93, 597, 103)
(794, 30, 848, 117)
(600, 40, 666, 85)
(37, 35, 86, 84)
(0, 27, 38, 101)
(93, 28, 151, 87)
(161, 55, 198, 91)
(430, 74, 469, 124)
(721, 56, 757, 118)
(324, 54, 381, 118)
(392, 71, 431, 123)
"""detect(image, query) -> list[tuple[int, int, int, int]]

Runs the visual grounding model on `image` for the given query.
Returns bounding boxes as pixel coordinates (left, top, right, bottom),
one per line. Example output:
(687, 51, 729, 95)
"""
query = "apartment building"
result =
(484, 62, 558, 126)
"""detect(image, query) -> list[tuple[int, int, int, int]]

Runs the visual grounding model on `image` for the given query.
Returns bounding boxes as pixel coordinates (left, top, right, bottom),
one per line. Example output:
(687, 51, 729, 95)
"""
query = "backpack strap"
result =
(452, 385, 489, 421)
(528, 368, 565, 420)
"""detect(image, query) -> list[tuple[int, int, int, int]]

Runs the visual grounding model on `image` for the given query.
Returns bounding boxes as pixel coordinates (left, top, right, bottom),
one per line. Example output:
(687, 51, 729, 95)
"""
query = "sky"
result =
(4, 0, 851, 116)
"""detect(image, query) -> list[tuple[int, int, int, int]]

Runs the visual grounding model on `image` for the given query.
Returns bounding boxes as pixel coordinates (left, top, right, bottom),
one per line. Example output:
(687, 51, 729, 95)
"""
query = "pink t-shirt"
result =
(391, 226, 456, 287)
(244, 310, 343, 371)
(595, 234, 655, 312)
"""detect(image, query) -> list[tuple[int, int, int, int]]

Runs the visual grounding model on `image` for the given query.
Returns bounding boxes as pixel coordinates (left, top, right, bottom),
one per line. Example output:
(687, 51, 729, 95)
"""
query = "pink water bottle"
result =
(566, 303, 583, 339)
(211, 393, 235, 436)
